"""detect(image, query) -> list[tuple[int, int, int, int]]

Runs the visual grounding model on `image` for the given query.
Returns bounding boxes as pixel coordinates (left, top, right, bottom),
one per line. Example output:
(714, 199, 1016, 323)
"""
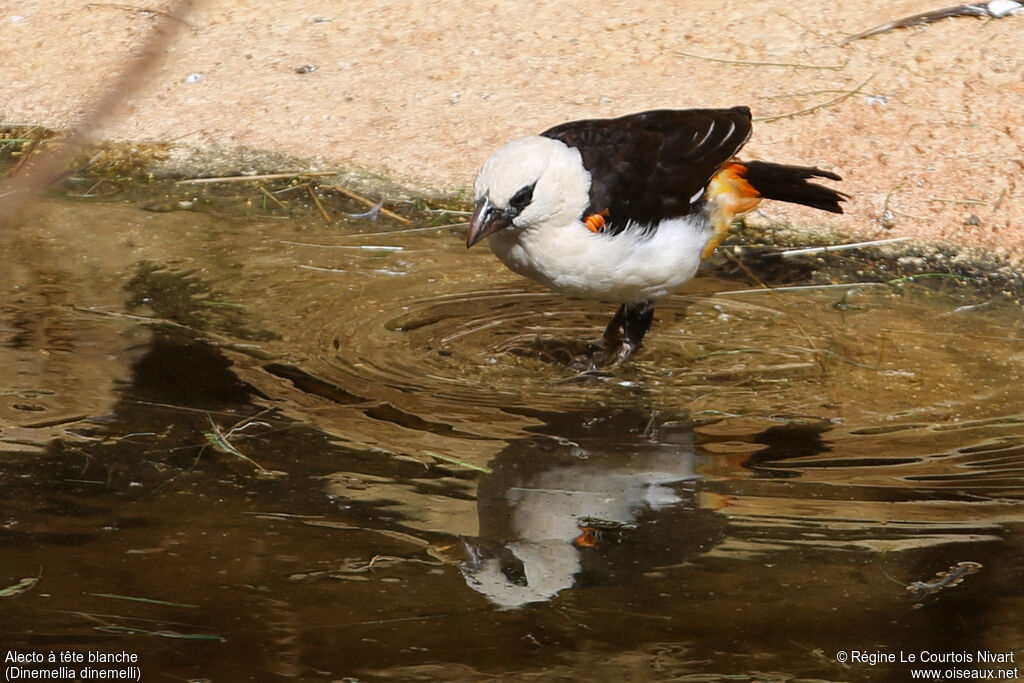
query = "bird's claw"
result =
(578, 338, 637, 371)
(608, 341, 638, 367)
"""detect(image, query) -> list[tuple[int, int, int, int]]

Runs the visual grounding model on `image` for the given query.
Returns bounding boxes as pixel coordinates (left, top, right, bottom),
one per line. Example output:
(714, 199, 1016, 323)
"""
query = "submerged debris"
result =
(94, 625, 224, 641)
(907, 561, 983, 605)
(843, 1, 1023, 43)
(0, 576, 39, 597)
(202, 413, 285, 476)
(330, 184, 412, 224)
(344, 198, 384, 220)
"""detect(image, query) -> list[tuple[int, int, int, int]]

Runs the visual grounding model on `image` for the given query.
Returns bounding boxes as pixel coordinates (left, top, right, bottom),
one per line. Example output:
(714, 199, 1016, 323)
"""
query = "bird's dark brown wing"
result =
(541, 107, 753, 232)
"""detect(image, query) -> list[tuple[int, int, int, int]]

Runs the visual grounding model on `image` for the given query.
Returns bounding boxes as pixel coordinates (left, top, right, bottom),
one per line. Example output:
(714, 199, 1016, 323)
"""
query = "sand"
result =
(3, 0, 1023, 260)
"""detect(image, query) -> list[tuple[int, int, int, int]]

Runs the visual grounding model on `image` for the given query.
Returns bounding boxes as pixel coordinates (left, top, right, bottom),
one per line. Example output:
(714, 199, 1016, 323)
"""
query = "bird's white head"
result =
(467, 136, 591, 248)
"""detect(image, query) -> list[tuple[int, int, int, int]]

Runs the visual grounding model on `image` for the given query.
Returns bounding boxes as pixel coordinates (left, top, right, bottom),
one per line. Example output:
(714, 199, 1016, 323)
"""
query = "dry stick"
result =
(779, 236, 911, 257)
(203, 413, 267, 471)
(0, 0, 198, 230)
(259, 185, 287, 210)
(882, 182, 905, 220)
(278, 240, 403, 250)
(322, 222, 465, 239)
(306, 184, 332, 223)
(270, 181, 312, 198)
(176, 171, 338, 184)
(9, 137, 43, 178)
(223, 408, 275, 440)
(879, 328, 1022, 342)
(671, 49, 848, 70)
(714, 282, 888, 296)
(756, 75, 875, 123)
(880, 182, 927, 223)
(85, 2, 198, 29)
(772, 9, 831, 41)
(327, 184, 412, 225)
(761, 87, 875, 100)
(927, 197, 988, 205)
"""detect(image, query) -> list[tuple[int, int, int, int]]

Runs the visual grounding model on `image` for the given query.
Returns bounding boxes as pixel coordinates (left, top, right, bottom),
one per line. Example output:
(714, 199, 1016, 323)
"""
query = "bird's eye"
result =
(508, 183, 535, 212)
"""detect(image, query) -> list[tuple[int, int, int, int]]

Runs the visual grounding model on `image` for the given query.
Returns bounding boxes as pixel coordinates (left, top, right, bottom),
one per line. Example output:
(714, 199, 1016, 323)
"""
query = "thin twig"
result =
(756, 75, 875, 122)
(175, 171, 338, 184)
(423, 208, 472, 216)
(762, 87, 877, 100)
(85, 2, 197, 30)
(0, 576, 40, 597)
(878, 182, 929, 223)
(713, 282, 890, 296)
(279, 240, 403, 250)
(270, 181, 312, 198)
(672, 49, 848, 70)
(306, 184, 332, 223)
(223, 408, 275, 440)
(772, 9, 831, 41)
(343, 199, 384, 220)
(779, 236, 911, 257)
(259, 185, 286, 210)
(423, 450, 493, 474)
(879, 328, 1020, 342)
(203, 413, 266, 471)
(297, 264, 348, 273)
(926, 197, 988, 205)
(331, 222, 465, 238)
(327, 184, 412, 225)
(10, 137, 43, 177)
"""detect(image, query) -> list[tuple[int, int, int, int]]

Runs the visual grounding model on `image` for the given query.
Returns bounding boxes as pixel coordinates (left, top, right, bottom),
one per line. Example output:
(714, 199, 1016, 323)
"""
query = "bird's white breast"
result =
(488, 217, 712, 304)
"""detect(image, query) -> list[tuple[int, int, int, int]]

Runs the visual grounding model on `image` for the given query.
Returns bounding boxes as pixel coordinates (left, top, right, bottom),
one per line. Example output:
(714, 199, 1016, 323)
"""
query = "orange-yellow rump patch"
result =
(702, 162, 761, 260)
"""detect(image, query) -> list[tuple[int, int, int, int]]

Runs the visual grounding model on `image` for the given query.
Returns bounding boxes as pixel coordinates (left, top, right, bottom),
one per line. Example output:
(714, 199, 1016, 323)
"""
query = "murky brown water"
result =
(2, 192, 1023, 682)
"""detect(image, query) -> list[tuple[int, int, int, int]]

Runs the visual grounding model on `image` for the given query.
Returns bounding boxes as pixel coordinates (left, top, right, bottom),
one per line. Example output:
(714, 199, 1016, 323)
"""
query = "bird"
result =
(467, 106, 846, 366)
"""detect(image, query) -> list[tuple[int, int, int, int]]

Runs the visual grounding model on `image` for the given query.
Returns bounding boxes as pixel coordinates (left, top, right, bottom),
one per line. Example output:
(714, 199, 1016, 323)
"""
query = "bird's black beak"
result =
(466, 197, 510, 248)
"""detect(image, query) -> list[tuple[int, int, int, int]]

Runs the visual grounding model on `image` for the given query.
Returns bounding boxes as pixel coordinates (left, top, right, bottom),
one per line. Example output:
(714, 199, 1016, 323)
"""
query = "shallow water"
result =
(2, 193, 1023, 682)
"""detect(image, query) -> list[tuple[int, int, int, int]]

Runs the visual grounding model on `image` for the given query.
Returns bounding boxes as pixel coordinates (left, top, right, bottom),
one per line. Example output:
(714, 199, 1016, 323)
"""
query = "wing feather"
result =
(541, 107, 753, 232)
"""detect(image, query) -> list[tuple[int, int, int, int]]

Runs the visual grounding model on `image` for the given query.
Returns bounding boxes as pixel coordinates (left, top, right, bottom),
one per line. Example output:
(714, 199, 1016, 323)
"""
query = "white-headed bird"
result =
(467, 107, 846, 365)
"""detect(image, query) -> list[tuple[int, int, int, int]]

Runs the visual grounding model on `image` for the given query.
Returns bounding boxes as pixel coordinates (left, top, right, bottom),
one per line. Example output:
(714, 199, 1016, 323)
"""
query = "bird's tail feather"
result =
(742, 161, 846, 214)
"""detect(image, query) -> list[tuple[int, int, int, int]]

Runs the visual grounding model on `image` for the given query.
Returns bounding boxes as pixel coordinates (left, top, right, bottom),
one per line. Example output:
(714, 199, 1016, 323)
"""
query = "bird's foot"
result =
(554, 336, 641, 383)
(584, 301, 652, 369)
(576, 337, 638, 371)
(608, 340, 639, 367)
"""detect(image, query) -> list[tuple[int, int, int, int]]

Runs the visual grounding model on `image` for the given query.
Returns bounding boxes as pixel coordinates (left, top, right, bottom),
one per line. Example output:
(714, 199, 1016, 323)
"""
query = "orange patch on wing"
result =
(584, 208, 611, 233)
(702, 161, 762, 260)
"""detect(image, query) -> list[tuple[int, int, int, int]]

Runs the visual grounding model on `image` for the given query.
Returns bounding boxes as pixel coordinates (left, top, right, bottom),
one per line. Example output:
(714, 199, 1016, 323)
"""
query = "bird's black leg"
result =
(582, 301, 654, 371)
(612, 301, 654, 364)
(593, 300, 654, 367)
(602, 303, 626, 345)
(623, 301, 655, 346)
